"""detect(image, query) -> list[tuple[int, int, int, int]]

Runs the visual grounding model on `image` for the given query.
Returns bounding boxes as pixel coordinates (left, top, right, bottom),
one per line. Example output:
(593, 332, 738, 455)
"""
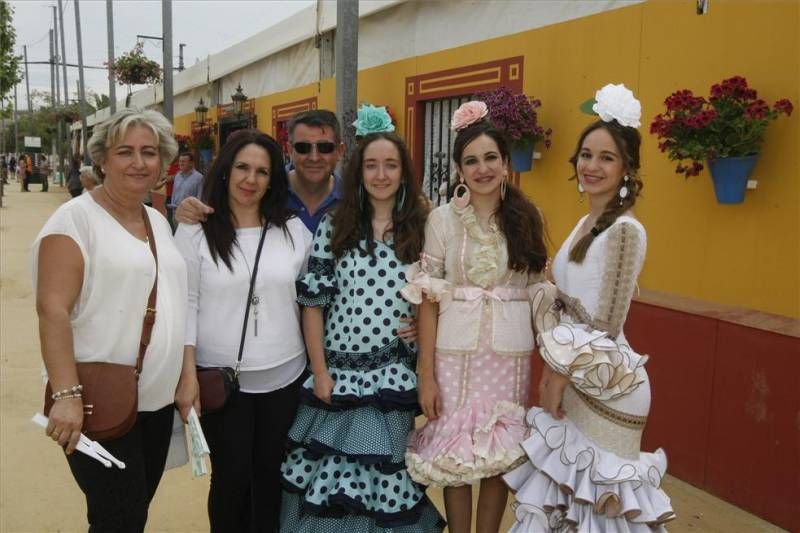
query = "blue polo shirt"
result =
(286, 174, 342, 233)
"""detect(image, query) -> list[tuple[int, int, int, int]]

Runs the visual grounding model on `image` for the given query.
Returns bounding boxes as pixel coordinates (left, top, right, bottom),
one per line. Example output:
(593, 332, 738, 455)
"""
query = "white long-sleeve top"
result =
(174, 219, 312, 392)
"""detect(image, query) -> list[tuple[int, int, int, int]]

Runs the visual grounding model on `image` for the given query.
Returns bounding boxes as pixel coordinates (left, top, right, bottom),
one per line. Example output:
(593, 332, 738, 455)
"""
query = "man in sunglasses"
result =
(175, 110, 344, 233)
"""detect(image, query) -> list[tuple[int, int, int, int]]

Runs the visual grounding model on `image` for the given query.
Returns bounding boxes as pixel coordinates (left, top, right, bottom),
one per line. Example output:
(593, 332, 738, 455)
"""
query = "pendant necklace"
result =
(239, 239, 261, 336)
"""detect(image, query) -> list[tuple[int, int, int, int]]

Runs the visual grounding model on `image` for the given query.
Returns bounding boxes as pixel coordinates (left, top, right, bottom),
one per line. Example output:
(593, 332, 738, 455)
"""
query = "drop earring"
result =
(618, 175, 630, 205)
(500, 173, 508, 201)
(452, 175, 471, 208)
(577, 182, 585, 194)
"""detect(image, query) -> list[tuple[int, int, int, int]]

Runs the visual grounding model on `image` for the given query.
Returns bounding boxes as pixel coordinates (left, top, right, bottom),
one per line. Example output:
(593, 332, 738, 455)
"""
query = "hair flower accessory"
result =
(451, 101, 489, 131)
(352, 104, 395, 136)
(592, 83, 642, 128)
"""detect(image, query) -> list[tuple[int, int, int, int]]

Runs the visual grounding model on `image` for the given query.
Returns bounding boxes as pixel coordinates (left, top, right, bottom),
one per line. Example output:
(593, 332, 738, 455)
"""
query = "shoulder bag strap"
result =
(235, 223, 269, 376)
(137, 207, 159, 377)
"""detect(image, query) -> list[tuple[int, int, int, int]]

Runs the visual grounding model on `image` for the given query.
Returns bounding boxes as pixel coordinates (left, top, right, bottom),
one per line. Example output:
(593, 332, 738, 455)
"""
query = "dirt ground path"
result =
(0, 186, 784, 532)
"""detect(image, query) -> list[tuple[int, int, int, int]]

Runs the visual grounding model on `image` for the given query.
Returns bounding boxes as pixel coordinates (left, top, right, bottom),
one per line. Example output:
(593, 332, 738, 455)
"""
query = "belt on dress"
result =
(574, 388, 648, 430)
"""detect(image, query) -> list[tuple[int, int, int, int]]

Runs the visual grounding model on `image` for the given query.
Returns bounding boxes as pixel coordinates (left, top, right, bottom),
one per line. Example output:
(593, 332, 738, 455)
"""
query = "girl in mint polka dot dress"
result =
(279, 132, 445, 532)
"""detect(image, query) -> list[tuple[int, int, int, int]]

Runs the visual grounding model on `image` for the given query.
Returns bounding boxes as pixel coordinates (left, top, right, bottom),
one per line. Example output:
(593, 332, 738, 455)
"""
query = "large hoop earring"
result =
(452, 176, 470, 208)
(500, 174, 508, 201)
(395, 183, 406, 212)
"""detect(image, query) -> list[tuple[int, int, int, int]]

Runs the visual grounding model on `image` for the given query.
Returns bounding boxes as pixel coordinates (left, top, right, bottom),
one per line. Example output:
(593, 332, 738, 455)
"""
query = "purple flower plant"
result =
(474, 86, 552, 149)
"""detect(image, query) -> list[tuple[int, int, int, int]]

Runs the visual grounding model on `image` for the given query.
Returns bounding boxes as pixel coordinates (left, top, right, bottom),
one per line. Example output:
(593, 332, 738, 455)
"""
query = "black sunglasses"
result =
(292, 141, 337, 155)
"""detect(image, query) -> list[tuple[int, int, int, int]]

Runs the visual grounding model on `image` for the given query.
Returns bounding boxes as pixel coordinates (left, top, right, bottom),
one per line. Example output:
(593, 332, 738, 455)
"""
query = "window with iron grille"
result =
(422, 95, 470, 206)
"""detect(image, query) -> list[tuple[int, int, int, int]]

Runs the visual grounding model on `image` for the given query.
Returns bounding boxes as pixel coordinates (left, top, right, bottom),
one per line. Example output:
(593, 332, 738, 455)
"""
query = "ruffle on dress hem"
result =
(281, 449, 442, 529)
(299, 364, 420, 413)
(504, 408, 675, 531)
(405, 400, 529, 487)
(280, 489, 446, 532)
(539, 323, 648, 401)
(287, 404, 414, 465)
(400, 261, 452, 304)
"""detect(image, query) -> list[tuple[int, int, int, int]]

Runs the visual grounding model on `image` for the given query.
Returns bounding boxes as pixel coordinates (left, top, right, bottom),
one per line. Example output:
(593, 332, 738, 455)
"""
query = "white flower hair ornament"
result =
(587, 83, 642, 128)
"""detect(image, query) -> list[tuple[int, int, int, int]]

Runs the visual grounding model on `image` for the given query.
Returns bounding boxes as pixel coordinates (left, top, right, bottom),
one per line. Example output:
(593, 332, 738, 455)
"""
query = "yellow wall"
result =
(174, 0, 799, 318)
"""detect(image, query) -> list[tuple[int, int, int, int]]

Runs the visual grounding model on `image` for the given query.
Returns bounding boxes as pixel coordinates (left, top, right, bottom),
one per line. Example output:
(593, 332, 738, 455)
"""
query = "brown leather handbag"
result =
(44, 207, 158, 442)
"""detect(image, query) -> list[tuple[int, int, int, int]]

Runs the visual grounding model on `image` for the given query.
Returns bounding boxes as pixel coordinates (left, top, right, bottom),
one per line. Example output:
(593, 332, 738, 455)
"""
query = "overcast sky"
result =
(10, 0, 314, 110)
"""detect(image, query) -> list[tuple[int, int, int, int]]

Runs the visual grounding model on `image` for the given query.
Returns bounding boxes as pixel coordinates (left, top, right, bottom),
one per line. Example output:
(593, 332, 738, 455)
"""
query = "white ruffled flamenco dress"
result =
(504, 216, 676, 532)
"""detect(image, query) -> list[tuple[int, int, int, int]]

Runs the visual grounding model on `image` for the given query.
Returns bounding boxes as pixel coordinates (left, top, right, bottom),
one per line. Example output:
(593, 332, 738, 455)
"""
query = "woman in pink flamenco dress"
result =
(504, 84, 676, 532)
(401, 102, 550, 533)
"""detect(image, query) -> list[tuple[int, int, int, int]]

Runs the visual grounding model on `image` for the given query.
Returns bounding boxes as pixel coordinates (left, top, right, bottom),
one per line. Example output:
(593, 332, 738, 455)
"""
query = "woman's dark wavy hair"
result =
(567, 119, 643, 263)
(331, 132, 428, 264)
(452, 121, 548, 274)
(200, 129, 292, 270)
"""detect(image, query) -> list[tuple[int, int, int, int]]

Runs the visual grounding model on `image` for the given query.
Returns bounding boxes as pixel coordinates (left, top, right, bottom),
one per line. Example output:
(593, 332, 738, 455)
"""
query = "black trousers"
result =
(200, 372, 304, 533)
(66, 404, 175, 533)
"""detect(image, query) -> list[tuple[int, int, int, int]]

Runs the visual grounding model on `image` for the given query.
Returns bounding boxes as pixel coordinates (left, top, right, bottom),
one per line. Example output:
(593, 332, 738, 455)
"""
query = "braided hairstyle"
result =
(568, 119, 643, 263)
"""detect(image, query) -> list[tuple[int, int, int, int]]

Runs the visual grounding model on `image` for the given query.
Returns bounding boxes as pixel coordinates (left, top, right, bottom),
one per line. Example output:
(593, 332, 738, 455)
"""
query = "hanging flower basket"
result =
(650, 75, 792, 183)
(473, 85, 552, 173)
(108, 43, 162, 87)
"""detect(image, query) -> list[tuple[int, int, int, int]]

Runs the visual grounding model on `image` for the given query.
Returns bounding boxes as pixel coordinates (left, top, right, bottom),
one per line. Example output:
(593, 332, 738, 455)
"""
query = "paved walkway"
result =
(0, 185, 785, 532)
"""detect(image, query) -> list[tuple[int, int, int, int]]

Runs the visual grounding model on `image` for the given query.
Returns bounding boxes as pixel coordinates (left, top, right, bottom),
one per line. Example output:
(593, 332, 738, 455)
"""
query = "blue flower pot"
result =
(510, 139, 535, 173)
(707, 155, 759, 204)
(199, 148, 213, 169)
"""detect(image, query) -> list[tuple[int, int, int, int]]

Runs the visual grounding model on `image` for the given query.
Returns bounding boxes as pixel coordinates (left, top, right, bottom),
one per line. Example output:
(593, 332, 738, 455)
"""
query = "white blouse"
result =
(174, 218, 312, 392)
(31, 193, 188, 412)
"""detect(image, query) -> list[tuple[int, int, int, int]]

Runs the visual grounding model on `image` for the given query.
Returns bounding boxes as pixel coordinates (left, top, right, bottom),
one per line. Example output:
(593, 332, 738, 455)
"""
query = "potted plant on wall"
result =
(107, 43, 162, 106)
(650, 76, 793, 204)
(473, 85, 552, 172)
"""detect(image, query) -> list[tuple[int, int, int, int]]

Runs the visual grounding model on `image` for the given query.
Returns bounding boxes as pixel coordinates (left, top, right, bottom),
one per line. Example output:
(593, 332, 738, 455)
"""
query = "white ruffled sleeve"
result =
(538, 324, 648, 400)
(538, 221, 648, 400)
(401, 207, 451, 304)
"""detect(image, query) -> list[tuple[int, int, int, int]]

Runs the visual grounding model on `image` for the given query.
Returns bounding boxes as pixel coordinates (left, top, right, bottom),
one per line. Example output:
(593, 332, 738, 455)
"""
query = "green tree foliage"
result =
(0, 0, 22, 105)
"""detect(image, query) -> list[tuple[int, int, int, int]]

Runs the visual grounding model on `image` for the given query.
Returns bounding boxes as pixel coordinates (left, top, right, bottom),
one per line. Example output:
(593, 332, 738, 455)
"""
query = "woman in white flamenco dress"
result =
(505, 84, 676, 532)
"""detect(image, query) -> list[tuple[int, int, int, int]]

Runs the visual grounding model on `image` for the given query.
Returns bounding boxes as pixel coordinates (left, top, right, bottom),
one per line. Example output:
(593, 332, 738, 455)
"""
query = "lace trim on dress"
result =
(451, 202, 504, 289)
(596, 222, 644, 338)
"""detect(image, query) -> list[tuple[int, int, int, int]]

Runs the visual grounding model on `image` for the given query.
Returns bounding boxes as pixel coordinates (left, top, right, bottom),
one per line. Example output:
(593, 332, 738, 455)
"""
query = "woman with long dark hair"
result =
(401, 101, 549, 532)
(279, 124, 445, 532)
(504, 84, 675, 531)
(174, 129, 312, 532)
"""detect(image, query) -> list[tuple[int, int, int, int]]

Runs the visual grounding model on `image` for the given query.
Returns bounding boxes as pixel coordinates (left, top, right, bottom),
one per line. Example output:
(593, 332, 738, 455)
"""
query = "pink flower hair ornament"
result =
(451, 101, 489, 131)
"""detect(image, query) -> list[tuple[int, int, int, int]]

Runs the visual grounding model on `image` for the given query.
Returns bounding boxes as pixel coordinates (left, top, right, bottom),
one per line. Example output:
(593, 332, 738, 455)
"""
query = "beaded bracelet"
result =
(53, 392, 83, 401)
(51, 384, 83, 400)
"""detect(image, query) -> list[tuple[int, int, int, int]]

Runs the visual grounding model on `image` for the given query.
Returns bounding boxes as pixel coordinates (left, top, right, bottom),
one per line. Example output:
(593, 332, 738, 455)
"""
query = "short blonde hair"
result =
(87, 108, 178, 180)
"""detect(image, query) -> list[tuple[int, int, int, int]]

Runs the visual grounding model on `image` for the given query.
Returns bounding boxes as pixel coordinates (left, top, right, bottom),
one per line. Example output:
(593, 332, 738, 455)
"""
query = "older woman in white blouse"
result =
(33, 108, 187, 531)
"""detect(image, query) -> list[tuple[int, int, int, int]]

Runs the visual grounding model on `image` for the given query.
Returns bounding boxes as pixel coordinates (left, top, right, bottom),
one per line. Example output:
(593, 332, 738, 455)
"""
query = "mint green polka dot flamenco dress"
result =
(279, 216, 445, 532)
